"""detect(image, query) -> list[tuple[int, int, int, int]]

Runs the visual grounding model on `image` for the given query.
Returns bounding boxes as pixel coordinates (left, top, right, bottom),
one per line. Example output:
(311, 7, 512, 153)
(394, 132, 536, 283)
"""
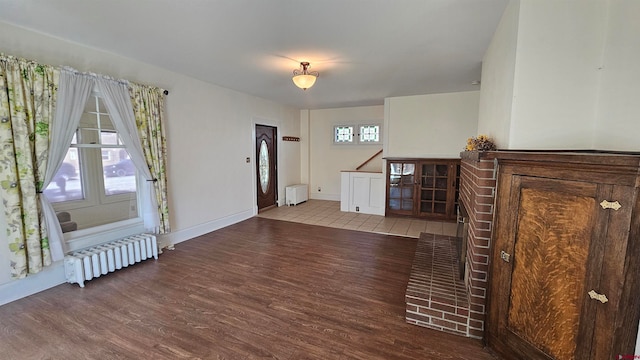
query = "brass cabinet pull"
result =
(600, 200, 622, 210)
(588, 290, 608, 304)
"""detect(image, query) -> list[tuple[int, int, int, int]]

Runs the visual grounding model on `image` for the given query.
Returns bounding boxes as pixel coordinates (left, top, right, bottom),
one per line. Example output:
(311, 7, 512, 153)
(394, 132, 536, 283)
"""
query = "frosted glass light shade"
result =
(292, 74, 317, 90)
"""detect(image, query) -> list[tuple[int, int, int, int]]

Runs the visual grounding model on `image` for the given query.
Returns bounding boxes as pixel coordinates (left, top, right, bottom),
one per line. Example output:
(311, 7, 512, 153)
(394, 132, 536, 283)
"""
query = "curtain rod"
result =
(2, 54, 170, 96)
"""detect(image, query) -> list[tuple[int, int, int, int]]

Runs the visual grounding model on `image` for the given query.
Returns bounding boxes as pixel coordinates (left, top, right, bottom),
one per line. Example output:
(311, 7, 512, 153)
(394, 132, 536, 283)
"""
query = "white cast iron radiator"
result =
(64, 234, 158, 288)
(286, 184, 308, 206)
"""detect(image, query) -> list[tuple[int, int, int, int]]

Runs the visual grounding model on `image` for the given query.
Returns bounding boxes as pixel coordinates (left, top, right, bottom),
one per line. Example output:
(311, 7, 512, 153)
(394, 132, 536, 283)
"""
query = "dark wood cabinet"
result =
(486, 152, 640, 360)
(385, 158, 460, 221)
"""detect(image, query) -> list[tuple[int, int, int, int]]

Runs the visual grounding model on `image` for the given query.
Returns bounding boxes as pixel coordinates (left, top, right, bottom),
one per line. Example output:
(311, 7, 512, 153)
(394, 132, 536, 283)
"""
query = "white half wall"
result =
(306, 106, 384, 201)
(385, 91, 480, 158)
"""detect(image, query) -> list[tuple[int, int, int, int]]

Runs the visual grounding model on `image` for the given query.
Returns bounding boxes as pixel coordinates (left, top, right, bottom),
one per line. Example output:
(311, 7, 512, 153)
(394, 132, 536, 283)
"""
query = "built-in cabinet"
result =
(385, 158, 460, 221)
(487, 152, 640, 360)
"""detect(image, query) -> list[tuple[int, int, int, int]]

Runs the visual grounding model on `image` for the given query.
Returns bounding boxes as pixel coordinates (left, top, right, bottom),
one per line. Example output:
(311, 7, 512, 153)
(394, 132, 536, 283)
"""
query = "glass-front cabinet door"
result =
(386, 160, 417, 216)
(386, 158, 460, 220)
(418, 161, 458, 219)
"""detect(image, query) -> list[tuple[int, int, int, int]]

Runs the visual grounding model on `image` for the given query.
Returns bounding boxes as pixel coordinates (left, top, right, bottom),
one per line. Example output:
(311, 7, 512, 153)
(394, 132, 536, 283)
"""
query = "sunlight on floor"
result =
(257, 200, 457, 238)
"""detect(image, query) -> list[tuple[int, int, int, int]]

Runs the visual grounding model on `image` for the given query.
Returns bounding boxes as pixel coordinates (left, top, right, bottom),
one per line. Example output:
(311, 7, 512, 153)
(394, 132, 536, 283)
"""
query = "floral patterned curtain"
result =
(0, 55, 58, 278)
(129, 84, 170, 234)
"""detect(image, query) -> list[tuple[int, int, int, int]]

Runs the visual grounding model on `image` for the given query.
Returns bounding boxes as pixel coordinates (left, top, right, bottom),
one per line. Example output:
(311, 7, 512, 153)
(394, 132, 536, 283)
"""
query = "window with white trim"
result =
(359, 124, 380, 143)
(334, 125, 354, 143)
(43, 93, 139, 230)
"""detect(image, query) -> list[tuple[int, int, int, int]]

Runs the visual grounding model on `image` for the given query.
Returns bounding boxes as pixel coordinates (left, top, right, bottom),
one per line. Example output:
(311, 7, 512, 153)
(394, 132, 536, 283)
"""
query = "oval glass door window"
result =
(259, 140, 269, 193)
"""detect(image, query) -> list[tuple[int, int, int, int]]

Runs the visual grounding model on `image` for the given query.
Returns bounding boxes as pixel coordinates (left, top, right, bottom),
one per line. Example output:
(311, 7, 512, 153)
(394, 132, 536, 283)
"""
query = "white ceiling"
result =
(0, 0, 509, 109)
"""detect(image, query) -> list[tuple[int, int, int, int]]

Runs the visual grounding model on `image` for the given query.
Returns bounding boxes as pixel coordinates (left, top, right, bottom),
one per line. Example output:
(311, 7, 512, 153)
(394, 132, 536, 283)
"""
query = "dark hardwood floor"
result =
(0, 217, 495, 359)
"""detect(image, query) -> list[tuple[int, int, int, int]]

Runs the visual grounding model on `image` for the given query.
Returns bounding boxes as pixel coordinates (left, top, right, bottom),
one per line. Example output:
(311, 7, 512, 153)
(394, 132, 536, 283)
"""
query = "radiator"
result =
(286, 184, 308, 206)
(64, 234, 158, 288)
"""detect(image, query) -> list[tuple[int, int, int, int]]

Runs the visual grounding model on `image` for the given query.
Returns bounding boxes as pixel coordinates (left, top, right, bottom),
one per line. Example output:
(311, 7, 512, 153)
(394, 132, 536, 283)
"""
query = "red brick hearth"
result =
(406, 233, 470, 336)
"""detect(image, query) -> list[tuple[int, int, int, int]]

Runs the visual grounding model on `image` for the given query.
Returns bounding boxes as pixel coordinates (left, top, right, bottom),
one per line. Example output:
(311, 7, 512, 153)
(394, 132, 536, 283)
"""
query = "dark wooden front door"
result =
(256, 124, 277, 212)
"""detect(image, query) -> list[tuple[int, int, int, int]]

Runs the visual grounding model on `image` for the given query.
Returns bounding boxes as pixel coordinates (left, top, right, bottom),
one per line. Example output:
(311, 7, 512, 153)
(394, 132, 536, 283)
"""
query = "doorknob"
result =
(588, 290, 608, 304)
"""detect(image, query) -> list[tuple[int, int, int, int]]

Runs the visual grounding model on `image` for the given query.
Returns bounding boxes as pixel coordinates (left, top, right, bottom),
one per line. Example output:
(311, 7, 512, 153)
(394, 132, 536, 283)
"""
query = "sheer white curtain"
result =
(95, 78, 160, 231)
(39, 70, 94, 261)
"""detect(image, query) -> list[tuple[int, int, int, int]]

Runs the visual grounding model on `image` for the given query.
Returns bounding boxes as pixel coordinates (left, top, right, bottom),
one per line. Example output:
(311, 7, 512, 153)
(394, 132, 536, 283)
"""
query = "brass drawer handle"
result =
(588, 290, 608, 304)
(600, 200, 622, 210)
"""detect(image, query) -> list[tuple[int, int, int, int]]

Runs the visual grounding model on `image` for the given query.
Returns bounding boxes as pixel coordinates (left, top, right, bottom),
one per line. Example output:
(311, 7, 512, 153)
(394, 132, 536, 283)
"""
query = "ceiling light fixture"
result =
(292, 62, 319, 90)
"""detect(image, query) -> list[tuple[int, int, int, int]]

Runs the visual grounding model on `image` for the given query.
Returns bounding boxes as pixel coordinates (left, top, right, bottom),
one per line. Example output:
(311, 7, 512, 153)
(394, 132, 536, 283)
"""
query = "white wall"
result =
(300, 110, 310, 186)
(477, 0, 520, 148)
(480, 0, 639, 152)
(508, 0, 605, 149)
(385, 91, 479, 158)
(593, 0, 640, 151)
(306, 106, 384, 201)
(0, 22, 300, 295)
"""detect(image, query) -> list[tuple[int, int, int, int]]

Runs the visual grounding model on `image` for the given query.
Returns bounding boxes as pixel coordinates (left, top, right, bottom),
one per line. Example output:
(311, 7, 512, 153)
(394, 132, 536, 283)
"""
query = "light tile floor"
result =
(257, 199, 458, 238)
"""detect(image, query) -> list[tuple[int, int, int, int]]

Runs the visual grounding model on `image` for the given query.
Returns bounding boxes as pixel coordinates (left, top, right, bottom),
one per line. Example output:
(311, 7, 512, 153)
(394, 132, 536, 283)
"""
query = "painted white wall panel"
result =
(507, 0, 606, 149)
(369, 177, 385, 210)
(340, 171, 385, 216)
(385, 91, 479, 158)
(593, 0, 640, 151)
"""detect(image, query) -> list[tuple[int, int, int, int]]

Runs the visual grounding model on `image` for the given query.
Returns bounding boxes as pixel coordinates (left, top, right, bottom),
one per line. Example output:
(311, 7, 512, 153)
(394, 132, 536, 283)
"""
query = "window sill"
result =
(64, 217, 145, 253)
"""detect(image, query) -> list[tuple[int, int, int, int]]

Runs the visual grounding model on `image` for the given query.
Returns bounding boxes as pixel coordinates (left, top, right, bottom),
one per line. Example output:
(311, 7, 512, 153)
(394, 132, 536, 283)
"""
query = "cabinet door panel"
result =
(591, 185, 636, 360)
(386, 159, 459, 220)
(508, 187, 594, 359)
(418, 161, 457, 219)
(386, 161, 417, 215)
(489, 173, 604, 360)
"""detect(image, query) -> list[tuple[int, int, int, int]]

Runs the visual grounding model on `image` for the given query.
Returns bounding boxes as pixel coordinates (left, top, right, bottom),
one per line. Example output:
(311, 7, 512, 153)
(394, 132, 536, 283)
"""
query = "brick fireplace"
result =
(404, 151, 497, 339)
(458, 150, 497, 338)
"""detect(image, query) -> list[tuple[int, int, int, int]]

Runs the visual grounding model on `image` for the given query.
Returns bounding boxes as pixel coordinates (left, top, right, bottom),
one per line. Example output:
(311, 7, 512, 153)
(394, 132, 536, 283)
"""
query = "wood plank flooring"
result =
(0, 217, 495, 359)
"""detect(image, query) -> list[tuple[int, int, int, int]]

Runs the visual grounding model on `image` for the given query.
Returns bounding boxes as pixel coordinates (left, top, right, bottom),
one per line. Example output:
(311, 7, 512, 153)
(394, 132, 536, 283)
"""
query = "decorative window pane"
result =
(103, 149, 137, 195)
(43, 147, 83, 203)
(100, 131, 121, 145)
(334, 126, 354, 143)
(258, 140, 270, 193)
(359, 125, 380, 142)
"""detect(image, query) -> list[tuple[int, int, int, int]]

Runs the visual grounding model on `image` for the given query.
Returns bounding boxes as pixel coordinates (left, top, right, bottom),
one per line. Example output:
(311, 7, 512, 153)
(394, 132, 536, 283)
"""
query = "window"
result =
(43, 93, 139, 230)
(334, 124, 381, 144)
(334, 125, 354, 143)
(359, 124, 380, 143)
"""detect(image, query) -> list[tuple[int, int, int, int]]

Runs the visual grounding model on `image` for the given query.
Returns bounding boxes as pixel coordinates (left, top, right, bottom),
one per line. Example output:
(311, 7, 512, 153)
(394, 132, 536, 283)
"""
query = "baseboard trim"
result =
(0, 261, 66, 306)
(158, 208, 254, 247)
(310, 193, 340, 201)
